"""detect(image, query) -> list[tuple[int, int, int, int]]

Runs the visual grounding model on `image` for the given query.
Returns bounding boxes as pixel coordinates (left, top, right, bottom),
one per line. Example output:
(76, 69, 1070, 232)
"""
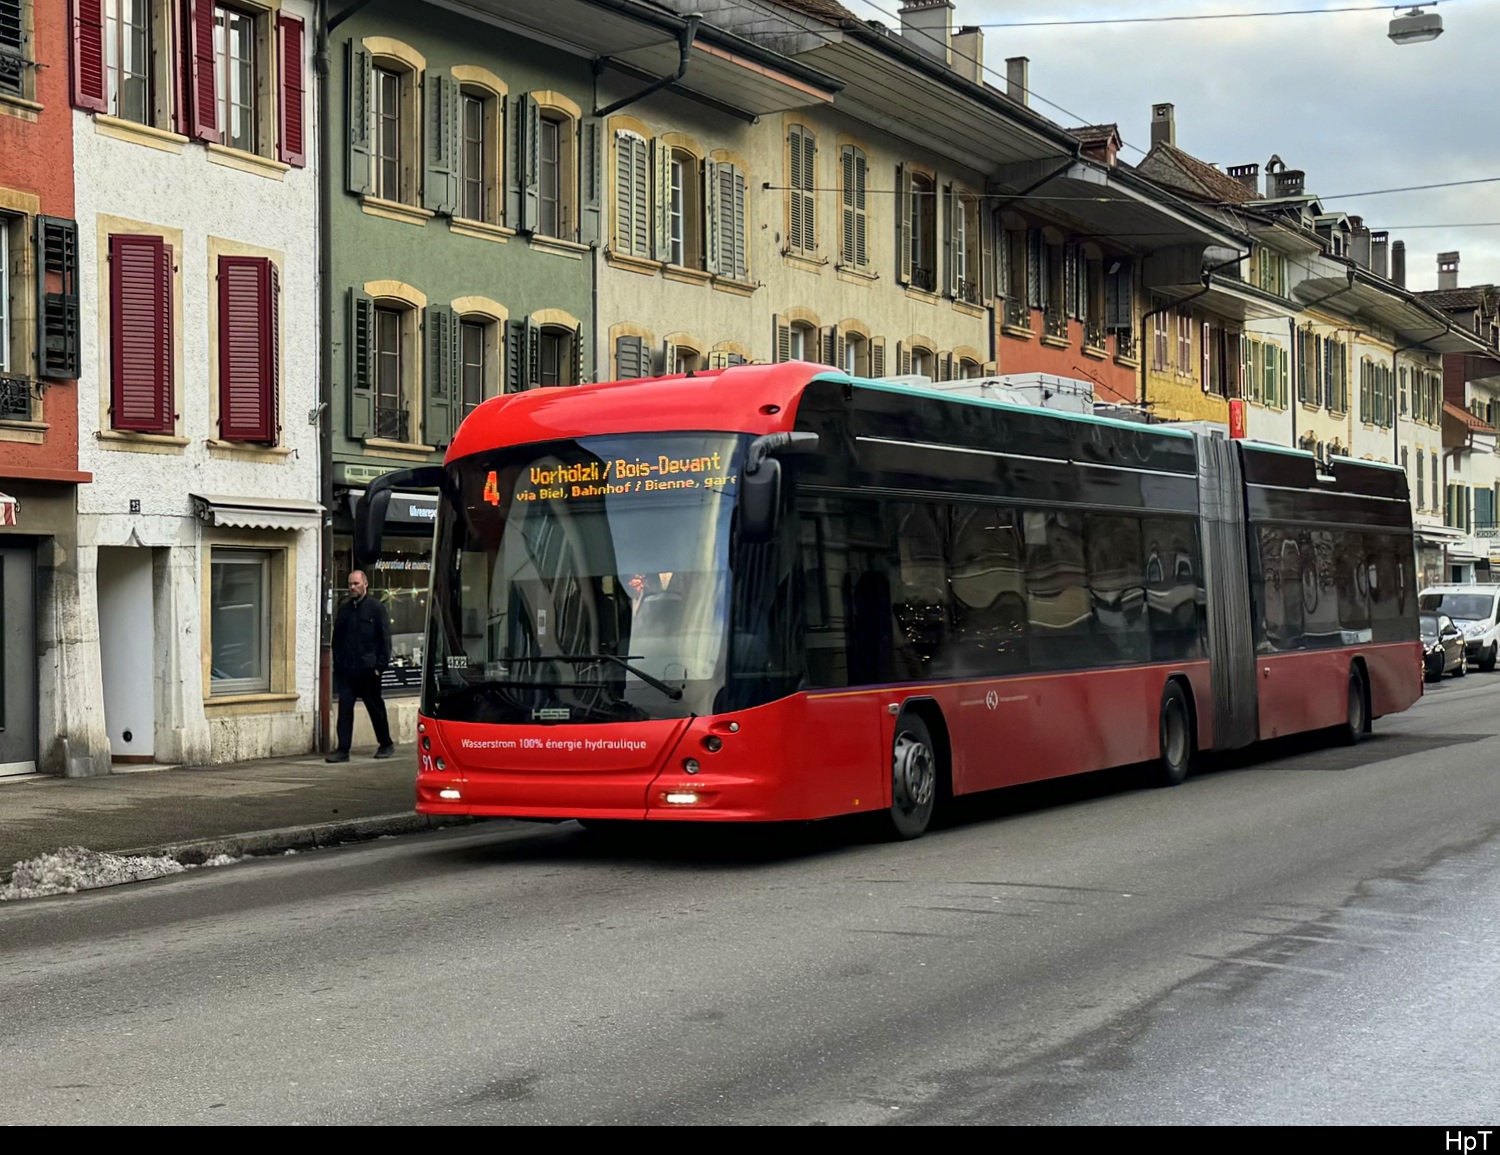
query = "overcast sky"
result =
(845, 0, 1499, 292)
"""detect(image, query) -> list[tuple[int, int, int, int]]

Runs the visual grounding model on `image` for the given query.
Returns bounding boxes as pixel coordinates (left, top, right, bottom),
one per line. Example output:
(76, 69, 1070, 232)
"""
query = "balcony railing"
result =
(1112, 328, 1137, 361)
(0, 46, 23, 99)
(1003, 296, 1029, 329)
(956, 277, 982, 306)
(1085, 319, 1109, 351)
(0, 373, 32, 421)
(911, 265, 936, 293)
(374, 404, 409, 443)
(1044, 309, 1069, 341)
(1477, 520, 1500, 540)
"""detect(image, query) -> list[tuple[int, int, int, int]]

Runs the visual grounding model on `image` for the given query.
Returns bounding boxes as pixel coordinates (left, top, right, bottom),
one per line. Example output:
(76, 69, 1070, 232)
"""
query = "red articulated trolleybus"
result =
(354, 362, 1422, 840)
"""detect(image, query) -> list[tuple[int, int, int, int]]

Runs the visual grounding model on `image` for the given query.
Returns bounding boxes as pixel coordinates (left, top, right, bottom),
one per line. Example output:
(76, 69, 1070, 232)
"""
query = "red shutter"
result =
(71, 0, 107, 112)
(110, 235, 174, 434)
(189, 0, 218, 142)
(218, 256, 276, 442)
(277, 13, 306, 167)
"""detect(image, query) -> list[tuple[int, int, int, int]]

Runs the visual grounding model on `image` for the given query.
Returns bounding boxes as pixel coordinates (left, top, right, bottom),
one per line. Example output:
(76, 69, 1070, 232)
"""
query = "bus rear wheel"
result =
(1340, 666, 1368, 746)
(1156, 682, 1193, 787)
(886, 713, 937, 840)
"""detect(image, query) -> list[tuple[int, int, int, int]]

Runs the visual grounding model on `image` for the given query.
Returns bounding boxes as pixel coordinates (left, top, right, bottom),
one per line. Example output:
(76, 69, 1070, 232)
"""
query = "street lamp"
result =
(1389, 6, 1443, 44)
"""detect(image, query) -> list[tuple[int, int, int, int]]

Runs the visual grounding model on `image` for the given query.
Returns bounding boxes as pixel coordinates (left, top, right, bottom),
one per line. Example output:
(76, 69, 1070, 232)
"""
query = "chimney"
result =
(950, 25, 983, 83)
(899, 0, 953, 64)
(1391, 240, 1406, 288)
(1150, 102, 1175, 149)
(1272, 168, 1305, 197)
(1371, 230, 1390, 279)
(1227, 163, 1259, 196)
(1006, 57, 1029, 105)
(1438, 250, 1460, 290)
(1349, 216, 1372, 270)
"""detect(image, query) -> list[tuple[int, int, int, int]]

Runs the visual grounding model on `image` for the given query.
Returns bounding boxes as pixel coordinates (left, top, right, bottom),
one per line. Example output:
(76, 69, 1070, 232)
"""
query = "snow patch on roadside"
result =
(0, 846, 244, 901)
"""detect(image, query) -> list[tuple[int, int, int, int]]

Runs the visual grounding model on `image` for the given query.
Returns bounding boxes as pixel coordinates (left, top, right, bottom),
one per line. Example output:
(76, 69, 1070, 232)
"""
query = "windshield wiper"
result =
(501, 654, 684, 701)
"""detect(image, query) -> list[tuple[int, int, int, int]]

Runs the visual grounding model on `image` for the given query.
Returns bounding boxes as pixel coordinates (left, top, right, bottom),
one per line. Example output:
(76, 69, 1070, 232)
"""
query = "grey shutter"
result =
(979, 207, 995, 302)
(870, 338, 886, 378)
(787, 128, 804, 251)
(573, 322, 585, 385)
(616, 335, 646, 379)
(802, 130, 816, 251)
(423, 69, 457, 214)
(423, 305, 455, 446)
(774, 316, 790, 364)
(36, 215, 80, 380)
(580, 118, 602, 246)
(820, 326, 836, 366)
(835, 330, 847, 372)
(345, 40, 371, 195)
(943, 185, 958, 297)
(840, 147, 855, 266)
(615, 132, 642, 255)
(347, 289, 374, 438)
(1279, 349, 1289, 410)
(937, 353, 952, 382)
(652, 136, 672, 263)
(703, 158, 720, 275)
(663, 338, 678, 376)
(853, 152, 867, 267)
(505, 317, 528, 392)
(527, 317, 541, 385)
(896, 164, 911, 285)
(504, 94, 521, 227)
(517, 94, 539, 232)
(730, 166, 747, 279)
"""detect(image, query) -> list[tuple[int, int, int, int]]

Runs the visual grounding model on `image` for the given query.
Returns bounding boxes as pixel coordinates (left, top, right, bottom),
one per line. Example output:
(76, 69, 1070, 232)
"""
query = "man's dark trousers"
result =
(336, 669, 392, 754)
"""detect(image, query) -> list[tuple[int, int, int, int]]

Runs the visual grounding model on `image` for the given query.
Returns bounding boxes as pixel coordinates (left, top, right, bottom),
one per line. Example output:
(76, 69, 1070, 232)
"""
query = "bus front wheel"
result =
(1156, 682, 1194, 787)
(886, 712, 937, 840)
(1340, 666, 1368, 746)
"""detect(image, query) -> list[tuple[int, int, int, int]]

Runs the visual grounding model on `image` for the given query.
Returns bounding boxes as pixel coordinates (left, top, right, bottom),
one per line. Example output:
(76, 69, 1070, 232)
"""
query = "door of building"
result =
(0, 542, 37, 775)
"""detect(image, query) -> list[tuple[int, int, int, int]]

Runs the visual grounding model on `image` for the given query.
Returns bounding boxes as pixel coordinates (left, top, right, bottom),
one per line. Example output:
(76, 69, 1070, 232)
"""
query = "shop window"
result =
(210, 549, 272, 694)
(334, 538, 430, 696)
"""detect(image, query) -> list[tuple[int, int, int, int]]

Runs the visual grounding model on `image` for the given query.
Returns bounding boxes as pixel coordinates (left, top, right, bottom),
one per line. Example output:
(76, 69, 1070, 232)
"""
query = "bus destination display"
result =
(490, 450, 736, 505)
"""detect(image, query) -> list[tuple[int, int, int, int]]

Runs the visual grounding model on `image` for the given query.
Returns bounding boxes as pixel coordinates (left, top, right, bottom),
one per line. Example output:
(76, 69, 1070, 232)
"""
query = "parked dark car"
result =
(1421, 611, 1467, 681)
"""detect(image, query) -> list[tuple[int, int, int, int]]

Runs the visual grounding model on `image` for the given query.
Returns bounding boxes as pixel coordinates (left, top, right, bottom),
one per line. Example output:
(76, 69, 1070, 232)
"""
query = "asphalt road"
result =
(2, 672, 1498, 1125)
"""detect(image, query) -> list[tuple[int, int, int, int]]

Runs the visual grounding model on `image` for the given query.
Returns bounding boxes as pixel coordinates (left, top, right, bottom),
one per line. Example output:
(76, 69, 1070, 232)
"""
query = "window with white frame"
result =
(669, 149, 701, 268)
(213, 4, 259, 153)
(844, 333, 866, 376)
(106, 0, 155, 124)
(909, 172, 936, 292)
(210, 549, 272, 695)
(788, 322, 811, 362)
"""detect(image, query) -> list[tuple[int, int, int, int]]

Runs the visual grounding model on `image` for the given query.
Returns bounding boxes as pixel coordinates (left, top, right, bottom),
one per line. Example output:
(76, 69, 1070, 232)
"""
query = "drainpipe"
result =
(314, 0, 334, 752)
(1139, 251, 1243, 421)
(593, 14, 701, 118)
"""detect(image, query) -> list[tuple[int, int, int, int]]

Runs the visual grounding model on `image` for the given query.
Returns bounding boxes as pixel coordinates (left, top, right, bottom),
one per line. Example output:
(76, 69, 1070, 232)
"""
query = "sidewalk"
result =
(0, 745, 474, 883)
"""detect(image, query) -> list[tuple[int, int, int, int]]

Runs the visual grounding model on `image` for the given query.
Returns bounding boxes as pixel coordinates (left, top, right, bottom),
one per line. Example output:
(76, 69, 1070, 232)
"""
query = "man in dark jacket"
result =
(327, 568, 395, 762)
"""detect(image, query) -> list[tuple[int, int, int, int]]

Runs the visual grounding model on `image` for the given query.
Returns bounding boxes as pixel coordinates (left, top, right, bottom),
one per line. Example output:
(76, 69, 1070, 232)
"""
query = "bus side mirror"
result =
(354, 465, 445, 567)
(740, 457, 782, 544)
(739, 431, 818, 545)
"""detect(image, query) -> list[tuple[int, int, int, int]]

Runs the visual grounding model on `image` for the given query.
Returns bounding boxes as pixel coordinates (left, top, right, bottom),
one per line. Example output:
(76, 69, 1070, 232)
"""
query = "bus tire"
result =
(1341, 665, 1368, 746)
(1156, 681, 1193, 787)
(886, 712, 938, 840)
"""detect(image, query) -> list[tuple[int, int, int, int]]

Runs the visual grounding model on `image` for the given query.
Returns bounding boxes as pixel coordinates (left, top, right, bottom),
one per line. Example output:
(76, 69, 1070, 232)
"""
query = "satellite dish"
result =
(1389, 6, 1443, 44)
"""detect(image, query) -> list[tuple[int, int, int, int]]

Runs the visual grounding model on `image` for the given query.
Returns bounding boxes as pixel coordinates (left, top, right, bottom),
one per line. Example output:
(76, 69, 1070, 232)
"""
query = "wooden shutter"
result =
(652, 136, 672, 263)
(895, 164, 912, 284)
(218, 256, 277, 443)
(663, 337, 678, 376)
(505, 317, 529, 392)
(616, 132, 647, 257)
(36, 216, 81, 381)
(721, 164, 747, 280)
(703, 158, 720, 276)
(870, 338, 885, 378)
(277, 14, 306, 167)
(345, 41, 371, 195)
(423, 305, 456, 446)
(819, 326, 837, 366)
(615, 335, 646, 380)
(517, 95, 539, 233)
(840, 147, 855, 266)
(788, 128, 804, 252)
(853, 152, 867, 268)
(580, 118, 602, 246)
(423, 70, 458, 214)
(835, 330, 847, 373)
(346, 289, 374, 438)
(773, 316, 790, 364)
(188, 0, 217, 141)
(943, 185, 958, 298)
(110, 234, 173, 434)
(71, 0, 107, 111)
(937, 353, 952, 382)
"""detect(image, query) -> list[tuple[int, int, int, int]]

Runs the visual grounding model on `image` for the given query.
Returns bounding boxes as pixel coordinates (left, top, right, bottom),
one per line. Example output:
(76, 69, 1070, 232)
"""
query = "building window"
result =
(460, 318, 486, 416)
(909, 172, 936, 292)
(1175, 311, 1193, 376)
(538, 113, 563, 238)
(210, 549, 271, 695)
(845, 333, 867, 376)
(1152, 306, 1168, 371)
(959, 357, 982, 379)
(372, 66, 405, 201)
(214, 4, 257, 153)
(667, 149, 701, 268)
(106, 0, 154, 124)
(459, 90, 490, 223)
(788, 323, 811, 362)
(839, 145, 868, 269)
(912, 346, 933, 378)
(536, 325, 575, 386)
(787, 123, 815, 254)
(373, 304, 407, 440)
(217, 255, 279, 443)
(0, 0, 25, 99)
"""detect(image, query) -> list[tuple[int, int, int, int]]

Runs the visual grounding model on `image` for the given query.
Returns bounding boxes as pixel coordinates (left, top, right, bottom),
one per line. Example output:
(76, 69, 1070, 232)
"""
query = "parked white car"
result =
(1419, 585, 1500, 671)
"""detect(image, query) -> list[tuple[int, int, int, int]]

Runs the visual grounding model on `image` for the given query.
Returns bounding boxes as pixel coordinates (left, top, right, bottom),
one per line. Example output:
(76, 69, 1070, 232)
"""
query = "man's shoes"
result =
(325, 751, 350, 763)
(374, 744, 395, 759)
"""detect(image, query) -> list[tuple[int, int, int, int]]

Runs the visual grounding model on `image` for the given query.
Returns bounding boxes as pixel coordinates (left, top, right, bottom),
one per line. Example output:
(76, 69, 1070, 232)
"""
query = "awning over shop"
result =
(191, 494, 323, 532)
(0, 491, 15, 526)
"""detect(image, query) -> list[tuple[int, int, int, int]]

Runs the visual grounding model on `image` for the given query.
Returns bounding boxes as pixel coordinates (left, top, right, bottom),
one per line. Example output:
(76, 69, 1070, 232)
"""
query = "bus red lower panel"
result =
(1255, 643, 1423, 741)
